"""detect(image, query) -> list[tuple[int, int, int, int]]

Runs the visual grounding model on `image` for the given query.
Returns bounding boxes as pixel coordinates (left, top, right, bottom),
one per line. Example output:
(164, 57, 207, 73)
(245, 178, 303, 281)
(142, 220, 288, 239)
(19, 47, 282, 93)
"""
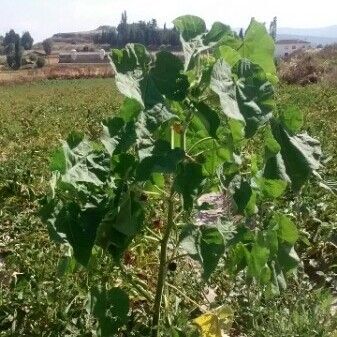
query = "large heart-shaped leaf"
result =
(264, 119, 321, 190)
(238, 19, 277, 81)
(233, 59, 275, 137)
(210, 59, 242, 122)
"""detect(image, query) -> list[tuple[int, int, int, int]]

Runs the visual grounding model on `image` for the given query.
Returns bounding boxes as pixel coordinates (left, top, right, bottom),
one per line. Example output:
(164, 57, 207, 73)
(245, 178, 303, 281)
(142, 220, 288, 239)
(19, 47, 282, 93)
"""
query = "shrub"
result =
(41, 15, 322, 337)
(42, 39, 53, 55)
(36, 56, 46, 68)
(278, 53, 322, 85)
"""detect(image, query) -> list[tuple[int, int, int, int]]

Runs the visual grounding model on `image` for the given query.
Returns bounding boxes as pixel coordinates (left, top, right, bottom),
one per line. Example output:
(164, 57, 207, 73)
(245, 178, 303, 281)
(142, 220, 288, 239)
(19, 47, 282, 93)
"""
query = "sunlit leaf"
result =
(193, 305, 234, 337)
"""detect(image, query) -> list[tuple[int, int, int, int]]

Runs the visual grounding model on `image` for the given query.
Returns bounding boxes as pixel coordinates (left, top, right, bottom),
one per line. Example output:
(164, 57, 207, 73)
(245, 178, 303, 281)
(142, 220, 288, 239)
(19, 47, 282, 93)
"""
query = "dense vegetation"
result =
(0, 15, 337, 337)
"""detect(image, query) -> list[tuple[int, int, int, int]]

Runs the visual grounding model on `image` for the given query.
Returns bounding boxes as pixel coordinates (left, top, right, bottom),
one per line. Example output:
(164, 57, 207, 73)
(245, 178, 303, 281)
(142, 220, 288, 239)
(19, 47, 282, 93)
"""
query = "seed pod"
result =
(168, 262, 177, 272)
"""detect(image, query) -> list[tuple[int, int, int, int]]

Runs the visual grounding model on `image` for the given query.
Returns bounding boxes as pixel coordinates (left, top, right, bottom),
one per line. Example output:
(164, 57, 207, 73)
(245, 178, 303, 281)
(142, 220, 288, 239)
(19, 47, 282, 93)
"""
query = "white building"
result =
(275, 39, 311, 58)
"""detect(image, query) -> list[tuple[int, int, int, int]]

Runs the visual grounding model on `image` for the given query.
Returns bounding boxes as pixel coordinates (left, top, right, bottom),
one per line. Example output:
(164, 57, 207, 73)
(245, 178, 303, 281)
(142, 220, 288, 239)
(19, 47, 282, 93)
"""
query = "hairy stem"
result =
(151, 192, 175, 337)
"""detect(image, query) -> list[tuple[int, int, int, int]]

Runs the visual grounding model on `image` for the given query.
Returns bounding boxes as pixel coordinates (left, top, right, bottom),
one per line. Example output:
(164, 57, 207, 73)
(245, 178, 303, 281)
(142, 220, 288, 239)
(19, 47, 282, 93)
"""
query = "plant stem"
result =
(151, 192, 175, 337)
(188, 137, 213, 154)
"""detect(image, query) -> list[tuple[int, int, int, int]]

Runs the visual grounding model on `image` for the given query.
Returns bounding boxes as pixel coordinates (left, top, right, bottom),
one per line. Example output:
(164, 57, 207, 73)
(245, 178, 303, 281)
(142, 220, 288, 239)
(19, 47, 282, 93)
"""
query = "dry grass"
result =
(278, 45, 337, 85)
(0, 63, 114, 85)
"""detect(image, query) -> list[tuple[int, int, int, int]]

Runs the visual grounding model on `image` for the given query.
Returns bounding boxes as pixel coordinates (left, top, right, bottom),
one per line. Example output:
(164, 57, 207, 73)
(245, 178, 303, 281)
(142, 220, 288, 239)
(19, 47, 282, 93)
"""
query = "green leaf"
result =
(231, 178, 257, 215)
(280, 106, 303, 134)
(50, 147, 67, 173)
(113, 153, 137, 179)
(173, 16, 235, 71)
(210, 59, 242, 122)
(277, 245, 300, 272)
(264, 125, 281, 156)
(257, 177, 288, 199)
(96, 190, 145, 262)
(174, 161, 204, 210)
(193, 102, 220, 138)
(227, 243, 250, 274)
(271, 213, 299, 245)
(200, 226, 225, 280)
(264, 119, 321, 190)
(119, 98, 143, 122)
(111, 43, 151, 73)
(136, 141, 185, 181)
(247, 243, 270, 283)
(179, 223, 226, 280)
(233, 59, 275, 137)
(134, 106, 176, 160)
(101, 117, 136, 156)
(90, 287, 129, 336)
(202, 140, 241, 177)
(173, 15, 206, 41)
(216, 45, 241, 67)
(50, 203, 102, 266)
(150, 51, 189, 101)
(114, 72, 143, 107)
(239, 19, 277, 80)
(204, 22, 232, 45)
(111, 44, 170, 109)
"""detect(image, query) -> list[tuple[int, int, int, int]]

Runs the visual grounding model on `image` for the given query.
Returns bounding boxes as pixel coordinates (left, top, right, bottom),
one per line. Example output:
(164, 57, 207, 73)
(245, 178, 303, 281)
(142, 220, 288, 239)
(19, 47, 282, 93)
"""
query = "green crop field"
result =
(1, 78, 336, 336)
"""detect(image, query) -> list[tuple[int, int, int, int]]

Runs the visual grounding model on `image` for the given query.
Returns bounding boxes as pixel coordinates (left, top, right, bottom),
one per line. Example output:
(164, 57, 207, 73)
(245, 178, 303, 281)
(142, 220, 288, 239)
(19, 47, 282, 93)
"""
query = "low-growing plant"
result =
(41, 15, 322, 336)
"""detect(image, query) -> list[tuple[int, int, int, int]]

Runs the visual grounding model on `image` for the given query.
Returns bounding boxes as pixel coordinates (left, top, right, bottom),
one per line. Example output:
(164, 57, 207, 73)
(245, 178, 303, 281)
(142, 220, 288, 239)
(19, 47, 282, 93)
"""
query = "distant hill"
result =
(277, 34, 337, 46)
(278, 26, 337, 38)
(51, 27, 105, 44)
(33, 27, 108, 52)
(35, 24, 337, 52)
(277, 26, 337, 46)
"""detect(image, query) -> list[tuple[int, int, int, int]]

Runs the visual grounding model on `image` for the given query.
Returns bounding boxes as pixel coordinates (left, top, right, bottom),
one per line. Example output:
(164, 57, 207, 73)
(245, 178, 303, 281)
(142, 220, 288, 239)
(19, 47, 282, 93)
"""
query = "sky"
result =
(1, 0, 337, 42)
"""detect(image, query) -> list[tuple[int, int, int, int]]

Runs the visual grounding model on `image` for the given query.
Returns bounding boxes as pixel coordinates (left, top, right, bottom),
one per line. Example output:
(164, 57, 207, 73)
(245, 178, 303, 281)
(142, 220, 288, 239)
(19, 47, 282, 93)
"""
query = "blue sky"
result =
(1, 0, 337, 42)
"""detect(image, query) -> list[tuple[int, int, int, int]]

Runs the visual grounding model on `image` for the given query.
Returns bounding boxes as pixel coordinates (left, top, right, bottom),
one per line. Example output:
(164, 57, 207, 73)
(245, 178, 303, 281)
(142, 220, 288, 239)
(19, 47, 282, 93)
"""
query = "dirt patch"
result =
(0, 63, 114, 85)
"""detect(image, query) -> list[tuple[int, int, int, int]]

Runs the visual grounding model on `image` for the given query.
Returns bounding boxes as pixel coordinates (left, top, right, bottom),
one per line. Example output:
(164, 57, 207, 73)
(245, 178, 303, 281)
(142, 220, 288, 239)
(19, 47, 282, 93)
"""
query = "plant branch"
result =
(188, 137, 213, 154)
(151, 191, 175, 337)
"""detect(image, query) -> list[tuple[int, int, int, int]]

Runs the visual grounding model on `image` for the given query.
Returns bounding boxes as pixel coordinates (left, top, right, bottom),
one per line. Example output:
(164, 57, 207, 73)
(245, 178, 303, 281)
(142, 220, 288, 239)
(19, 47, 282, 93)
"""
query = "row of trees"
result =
(1, 30, 33, 69)
(94, 11, 180, 49)
(94, 12, 278, 50)
(1, 29, 53, 70)
(1, 30, 52, 70)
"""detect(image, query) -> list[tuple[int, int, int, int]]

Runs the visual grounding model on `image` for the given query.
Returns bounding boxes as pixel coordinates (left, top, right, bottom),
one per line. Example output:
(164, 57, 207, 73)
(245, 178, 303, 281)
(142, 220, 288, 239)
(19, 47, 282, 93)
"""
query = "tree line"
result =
(93, 11, 181, 49)
(0, 30, 34, 69)
(0, 30, 51, 70)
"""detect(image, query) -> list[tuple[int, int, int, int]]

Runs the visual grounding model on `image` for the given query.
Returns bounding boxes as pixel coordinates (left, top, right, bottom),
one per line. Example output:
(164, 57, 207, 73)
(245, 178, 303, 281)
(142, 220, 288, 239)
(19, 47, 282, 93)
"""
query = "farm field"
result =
(0, 78, 336, 336)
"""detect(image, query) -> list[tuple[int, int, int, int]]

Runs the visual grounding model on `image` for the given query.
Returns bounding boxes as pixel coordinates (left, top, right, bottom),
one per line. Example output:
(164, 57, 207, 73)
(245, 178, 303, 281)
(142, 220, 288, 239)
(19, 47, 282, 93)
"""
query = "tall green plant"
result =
(41, 15, 321, 336)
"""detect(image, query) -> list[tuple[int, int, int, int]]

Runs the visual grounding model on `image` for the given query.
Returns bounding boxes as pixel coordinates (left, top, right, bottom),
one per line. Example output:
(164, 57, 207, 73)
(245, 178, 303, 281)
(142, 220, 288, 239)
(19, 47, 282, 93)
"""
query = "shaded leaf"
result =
(174, 161, 204, 210)
(264, 119, 321, 190)
(194, 102, 220, 138)
(210, 59, 242, 122)
(233, 59, 274, 137)
(173, 15, 206, 41)
(204, 22, 232, 45)
(90, 287, 129, 337)
(150, 51, 189, 101)
(280, 106, 303, 134)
